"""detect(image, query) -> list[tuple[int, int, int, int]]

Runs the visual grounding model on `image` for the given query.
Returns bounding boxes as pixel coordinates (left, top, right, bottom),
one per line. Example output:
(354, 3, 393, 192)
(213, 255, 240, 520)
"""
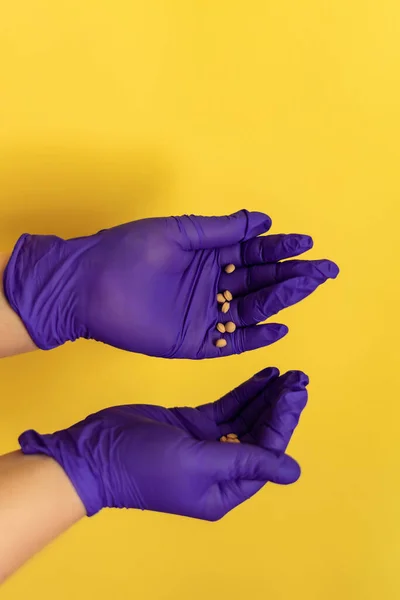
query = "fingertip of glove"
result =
(254, 211, 272, 232)
(278, 455, 301, 485)
(269, 323, 289, 339)
(254, 366, 280, 380)
(314, 259, 340, 280)
(282, 370, 310, 388)
(239, 209, 272, 235)
(327, 260, 340, 279)
(291, 234, 313, 251)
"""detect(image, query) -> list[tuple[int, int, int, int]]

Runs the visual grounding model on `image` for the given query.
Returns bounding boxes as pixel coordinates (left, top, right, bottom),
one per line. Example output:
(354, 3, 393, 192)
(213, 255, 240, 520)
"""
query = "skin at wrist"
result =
(0, 451, 86, 583)
(0, 252, 38, 358)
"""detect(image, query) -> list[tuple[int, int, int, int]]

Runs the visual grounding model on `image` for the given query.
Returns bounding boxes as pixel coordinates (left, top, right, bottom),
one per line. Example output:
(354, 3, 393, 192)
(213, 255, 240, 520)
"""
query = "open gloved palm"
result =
(4, 210, 338, 357)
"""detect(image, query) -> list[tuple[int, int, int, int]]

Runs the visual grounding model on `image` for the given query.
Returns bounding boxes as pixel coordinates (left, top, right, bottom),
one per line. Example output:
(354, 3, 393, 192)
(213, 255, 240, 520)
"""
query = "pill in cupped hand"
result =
(215, 338, 227, 348)
(216, 293, 225, 303)
(225, 321, 236, 333)
(216, 322, 226, 333)
(223, 290, 233, 302)
(221, 302, 230, 313)
(220, 433, 240, 443)
(224, 264, 235, 274)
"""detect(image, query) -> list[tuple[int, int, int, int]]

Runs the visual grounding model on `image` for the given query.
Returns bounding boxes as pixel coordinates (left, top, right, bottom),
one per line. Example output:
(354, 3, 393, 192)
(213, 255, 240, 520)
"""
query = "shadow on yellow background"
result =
(0, 1, 399, 599)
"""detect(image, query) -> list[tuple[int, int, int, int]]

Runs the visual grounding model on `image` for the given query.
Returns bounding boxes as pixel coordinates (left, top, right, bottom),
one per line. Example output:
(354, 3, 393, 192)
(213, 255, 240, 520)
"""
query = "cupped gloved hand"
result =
(4, 210, 338, 357)
(19, 367, 308, 520)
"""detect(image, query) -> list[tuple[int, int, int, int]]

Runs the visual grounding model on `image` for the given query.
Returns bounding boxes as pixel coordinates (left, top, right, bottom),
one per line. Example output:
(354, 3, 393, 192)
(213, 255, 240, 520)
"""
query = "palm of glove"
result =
(19, 368, 308, 520)
(80, 211, 338, 357)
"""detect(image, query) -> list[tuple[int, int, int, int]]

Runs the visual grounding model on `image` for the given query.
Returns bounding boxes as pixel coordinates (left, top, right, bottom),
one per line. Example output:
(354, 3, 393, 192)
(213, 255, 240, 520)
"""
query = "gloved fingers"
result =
(242, 371, 309, 451)
(221, 369, 292, 436)
(222, 370, 308, 438)
(197, 367, 280, 424)
(200, 441, 300, 484)
(218, 233, 313, 268)
(218, 259, 339, 297)
(206, 323, 288, 358)
(228, 276, 330, 327)
(174, 210, 271, 250)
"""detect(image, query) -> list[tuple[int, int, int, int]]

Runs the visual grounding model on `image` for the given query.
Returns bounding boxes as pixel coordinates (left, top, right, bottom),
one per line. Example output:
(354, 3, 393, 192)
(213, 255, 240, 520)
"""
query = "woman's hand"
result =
(19, 367, 308, 520)
(4, 210, 338, 357)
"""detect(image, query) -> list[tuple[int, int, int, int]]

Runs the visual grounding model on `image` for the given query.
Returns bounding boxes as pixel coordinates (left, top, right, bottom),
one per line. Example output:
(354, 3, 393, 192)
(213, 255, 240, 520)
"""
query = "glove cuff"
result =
(4, 233, 88, 349)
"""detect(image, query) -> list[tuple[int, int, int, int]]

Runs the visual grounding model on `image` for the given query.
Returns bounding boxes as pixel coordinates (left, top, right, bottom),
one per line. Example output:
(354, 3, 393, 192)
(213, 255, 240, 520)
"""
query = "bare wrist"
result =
(0, 252, 38, 358)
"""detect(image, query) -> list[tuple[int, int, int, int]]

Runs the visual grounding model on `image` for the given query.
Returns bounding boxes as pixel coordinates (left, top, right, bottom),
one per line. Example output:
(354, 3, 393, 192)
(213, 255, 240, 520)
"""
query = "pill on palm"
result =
(216, 293, 225, 303)
(221, 302, 230, 313)
(216, 322, 226, 333)
(223, 290, 233, 301)
(224, 264, 235, 274)
(225, 321, 236, 333)
(215, 338, 227, 348)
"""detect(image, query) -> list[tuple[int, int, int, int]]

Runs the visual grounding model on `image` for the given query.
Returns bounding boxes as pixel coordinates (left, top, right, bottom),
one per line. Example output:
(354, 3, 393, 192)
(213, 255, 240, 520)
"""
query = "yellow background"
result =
(0, 1, 399, 598)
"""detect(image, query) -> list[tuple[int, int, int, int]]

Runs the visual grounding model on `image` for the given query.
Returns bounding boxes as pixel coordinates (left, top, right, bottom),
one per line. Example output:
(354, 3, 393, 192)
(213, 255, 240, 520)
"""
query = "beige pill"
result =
(215, 338, 227, 348)
(216, 293, 225, 303)
(221, 301, 230, 314)
(225, 264, 236, 274)
(220, 436, 228, 442)
(227, 438, 240, 443)
(216, 322, 226, 333)
(225, 321, 236, 333)
(223, 290, 233, 302)
(226, 433, 238, 439)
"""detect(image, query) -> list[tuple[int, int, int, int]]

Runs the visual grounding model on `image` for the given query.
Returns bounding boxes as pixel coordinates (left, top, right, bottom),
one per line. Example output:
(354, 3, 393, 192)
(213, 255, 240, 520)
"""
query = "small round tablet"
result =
(225, 321, 236, 333)
(221, 302, 230, 314)
(215, 338, 227, 348)
(224, 264, 236, 274)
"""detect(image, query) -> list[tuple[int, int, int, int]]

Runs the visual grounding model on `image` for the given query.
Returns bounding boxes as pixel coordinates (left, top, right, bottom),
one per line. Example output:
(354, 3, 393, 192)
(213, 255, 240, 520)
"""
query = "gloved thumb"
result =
(175, 209, 272, 250)
(199, 440, 300, 485)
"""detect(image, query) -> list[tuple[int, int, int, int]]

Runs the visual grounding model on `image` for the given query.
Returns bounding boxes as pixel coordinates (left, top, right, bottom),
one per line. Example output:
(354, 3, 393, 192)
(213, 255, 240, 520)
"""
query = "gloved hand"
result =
(4, 210, 338, 357)
(19, 368, 308, 520)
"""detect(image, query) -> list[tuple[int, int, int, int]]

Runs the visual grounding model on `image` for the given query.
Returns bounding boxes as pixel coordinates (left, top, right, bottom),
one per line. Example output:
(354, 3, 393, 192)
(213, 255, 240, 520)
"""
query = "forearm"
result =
(0, 451, 85, 584)
(0, 253, 37, 358)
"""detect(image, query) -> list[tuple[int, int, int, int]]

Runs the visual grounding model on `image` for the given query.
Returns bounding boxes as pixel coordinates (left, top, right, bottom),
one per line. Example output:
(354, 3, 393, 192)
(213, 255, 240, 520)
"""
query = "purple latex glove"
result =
(19, 368, 308, 520)
(4, 210, 338, 357)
